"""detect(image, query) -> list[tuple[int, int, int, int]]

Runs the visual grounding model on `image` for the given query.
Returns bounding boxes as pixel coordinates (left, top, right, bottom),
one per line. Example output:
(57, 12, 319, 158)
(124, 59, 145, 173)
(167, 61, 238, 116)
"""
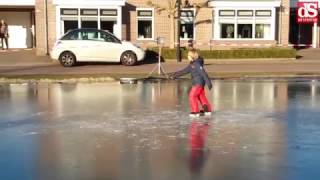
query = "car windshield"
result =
(60, 29, 121, 44)
(100, 30, 121, 43)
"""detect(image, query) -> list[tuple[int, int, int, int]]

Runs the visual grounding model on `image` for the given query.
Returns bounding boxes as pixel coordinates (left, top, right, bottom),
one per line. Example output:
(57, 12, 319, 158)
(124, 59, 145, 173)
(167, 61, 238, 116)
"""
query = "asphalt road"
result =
(0, 48, 320, 77)
(1, 61, 320, 76)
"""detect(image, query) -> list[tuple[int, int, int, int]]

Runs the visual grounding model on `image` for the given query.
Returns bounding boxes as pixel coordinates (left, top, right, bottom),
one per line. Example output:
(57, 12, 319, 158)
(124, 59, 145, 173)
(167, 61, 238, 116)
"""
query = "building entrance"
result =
(0, 10, 34, 48)
(289, 9, 314, 47)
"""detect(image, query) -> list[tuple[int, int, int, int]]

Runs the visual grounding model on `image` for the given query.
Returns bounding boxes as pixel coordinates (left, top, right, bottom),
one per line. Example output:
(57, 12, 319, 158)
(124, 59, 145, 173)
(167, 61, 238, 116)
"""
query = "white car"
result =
(50, 28, 145, 67)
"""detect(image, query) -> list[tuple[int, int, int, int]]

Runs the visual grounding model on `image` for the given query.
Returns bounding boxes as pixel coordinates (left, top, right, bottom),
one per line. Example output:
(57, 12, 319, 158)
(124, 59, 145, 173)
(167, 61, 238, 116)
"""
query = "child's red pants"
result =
(189, 86, 212, 113)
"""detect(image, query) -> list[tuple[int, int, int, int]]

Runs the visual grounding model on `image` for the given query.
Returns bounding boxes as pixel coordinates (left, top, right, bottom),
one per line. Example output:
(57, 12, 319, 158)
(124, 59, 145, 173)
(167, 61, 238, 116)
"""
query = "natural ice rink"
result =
(0, 79, 320, 180)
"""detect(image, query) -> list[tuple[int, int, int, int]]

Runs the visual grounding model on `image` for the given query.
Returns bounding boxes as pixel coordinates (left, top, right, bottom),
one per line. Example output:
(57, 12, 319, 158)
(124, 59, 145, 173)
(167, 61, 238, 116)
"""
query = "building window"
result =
(100, 9, 117, 33)
(79, 9, 98, 29)
(219, 10, 235, 17)
(81, 17, 98, 29)
(237, 24, 252, 38)
(180, 10, 195, 39)
(221, 24, 235, 38)
(214, 8, 274, 40)
(137, 9, 153, 39)
(60, 8, 120, 37)
(63, 20, 78, 34)
(81, 9, 98, 16)
(237, 10, 253, 17)
(61, 9, 79, 33)
(256, 10, 271, 17)
(100, 20, 115, 33)
(100, 9, 117, 16)
(255, 24, 271, 39)
(61, 9, 78, 15)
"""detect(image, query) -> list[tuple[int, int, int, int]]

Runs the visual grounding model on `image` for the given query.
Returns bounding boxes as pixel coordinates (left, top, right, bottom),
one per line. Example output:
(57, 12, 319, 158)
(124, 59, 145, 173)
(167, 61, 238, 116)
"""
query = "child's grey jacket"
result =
(173, 57, 212, 90)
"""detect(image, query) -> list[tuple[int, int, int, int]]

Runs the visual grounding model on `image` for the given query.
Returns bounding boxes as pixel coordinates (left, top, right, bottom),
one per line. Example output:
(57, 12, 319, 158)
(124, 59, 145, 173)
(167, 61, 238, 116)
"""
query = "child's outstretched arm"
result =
(169, 65, 191, 79)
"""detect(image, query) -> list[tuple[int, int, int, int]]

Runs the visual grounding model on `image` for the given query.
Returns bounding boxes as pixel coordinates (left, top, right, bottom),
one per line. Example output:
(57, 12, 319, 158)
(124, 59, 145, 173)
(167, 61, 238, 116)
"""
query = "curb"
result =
(0, 77, 116, 84)
(2, 73, 320, 84)
(163, 58, 317, 64)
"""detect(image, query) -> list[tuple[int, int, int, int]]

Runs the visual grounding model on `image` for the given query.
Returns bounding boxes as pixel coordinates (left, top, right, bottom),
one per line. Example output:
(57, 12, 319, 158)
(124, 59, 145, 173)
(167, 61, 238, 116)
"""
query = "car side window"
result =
(101, 31, 119, 43)
(61, 30, 80, 40)
(61, 30, 120, 43)
(80, 30, 106, 42)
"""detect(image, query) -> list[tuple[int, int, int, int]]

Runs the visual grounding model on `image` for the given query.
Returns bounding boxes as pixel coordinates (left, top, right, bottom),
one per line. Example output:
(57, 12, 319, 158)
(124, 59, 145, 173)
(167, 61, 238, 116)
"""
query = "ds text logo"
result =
(296, 2, 318, 24)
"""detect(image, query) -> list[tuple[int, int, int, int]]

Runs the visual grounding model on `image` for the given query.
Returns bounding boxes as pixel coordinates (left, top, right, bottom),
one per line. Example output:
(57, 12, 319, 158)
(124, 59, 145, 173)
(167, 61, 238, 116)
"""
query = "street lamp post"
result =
(176, 0, 182, 62)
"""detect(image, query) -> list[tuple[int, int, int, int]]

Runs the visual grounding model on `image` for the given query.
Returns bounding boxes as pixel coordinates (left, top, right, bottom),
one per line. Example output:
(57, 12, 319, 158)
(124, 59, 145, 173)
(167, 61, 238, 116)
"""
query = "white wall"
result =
(52, 0, 125, 6)
(0, 0, 35, 6)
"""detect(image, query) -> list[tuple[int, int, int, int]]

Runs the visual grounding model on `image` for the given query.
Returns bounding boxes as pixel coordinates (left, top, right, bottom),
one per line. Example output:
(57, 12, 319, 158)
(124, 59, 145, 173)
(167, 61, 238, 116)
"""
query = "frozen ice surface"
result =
(0, 80, 320, 180)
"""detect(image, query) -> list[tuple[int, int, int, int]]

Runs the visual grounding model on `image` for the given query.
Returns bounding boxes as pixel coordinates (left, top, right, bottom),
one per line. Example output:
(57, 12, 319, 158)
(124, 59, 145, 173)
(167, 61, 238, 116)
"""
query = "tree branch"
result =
(146, 1, 166, 14)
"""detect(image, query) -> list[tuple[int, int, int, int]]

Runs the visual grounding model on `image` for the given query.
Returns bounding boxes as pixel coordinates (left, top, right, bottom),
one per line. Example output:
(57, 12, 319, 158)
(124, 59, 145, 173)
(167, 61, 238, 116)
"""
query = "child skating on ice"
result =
(169, 49, 213, 117)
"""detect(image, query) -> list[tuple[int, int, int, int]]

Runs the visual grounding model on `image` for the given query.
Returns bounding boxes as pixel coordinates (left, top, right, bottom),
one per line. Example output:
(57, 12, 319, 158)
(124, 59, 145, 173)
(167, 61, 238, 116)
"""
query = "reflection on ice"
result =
(0, 80, 320, 180)
(189, 120, 210, 175)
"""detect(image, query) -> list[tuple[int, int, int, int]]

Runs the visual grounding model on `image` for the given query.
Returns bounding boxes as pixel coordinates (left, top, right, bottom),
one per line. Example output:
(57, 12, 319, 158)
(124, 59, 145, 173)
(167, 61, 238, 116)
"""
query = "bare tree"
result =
(146, 0, 209, 49)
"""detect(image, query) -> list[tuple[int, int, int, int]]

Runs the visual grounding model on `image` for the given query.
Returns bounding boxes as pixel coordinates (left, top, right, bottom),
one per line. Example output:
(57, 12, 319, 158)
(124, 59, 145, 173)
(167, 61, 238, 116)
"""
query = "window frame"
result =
(61, 8, 79, 16)
(100, 9, 118, 16)
(80, 9, 98, 16)
(136, 8, 154, 40)
(180, 8, 196, 40)
(255, 10, 272, 17)
(237, 10, 254, 17)
(237, 24, 253, 39)
(255, 23, 271, 39)
(219, 10, 235, 17)
(220, 23, 235, 39)
(213, 8, 275, 41)
(58, 7, 122, 39)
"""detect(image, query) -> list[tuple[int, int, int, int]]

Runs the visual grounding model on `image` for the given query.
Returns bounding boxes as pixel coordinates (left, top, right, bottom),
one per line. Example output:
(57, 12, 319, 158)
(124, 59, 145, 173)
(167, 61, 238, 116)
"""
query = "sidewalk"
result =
(0, 48, 320, 80)
(0, 49, 53, 66)
(296, 48, 320, 60)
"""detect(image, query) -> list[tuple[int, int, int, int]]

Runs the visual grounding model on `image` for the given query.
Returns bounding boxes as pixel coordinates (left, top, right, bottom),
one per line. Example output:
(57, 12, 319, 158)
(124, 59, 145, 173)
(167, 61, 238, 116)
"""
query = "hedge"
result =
(145, 47, 297, 60)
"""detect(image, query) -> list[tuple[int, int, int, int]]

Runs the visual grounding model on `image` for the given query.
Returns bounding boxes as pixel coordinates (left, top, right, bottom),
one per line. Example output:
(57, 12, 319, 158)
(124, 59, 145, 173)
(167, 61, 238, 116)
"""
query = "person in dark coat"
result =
(0, 19, 9, 50)
(169, 48, 213, 117)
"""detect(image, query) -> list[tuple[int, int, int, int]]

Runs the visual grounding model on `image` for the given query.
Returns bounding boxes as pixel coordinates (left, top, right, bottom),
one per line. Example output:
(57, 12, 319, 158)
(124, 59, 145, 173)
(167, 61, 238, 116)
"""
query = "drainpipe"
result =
(176, 0, 181, 62)
(278, 5, 282, 46)
(45, 0, 49, 55)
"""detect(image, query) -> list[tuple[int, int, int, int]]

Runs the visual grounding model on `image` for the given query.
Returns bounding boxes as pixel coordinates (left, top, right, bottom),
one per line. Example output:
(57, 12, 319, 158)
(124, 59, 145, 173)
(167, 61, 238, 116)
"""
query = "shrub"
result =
(145, 47, 297, 60)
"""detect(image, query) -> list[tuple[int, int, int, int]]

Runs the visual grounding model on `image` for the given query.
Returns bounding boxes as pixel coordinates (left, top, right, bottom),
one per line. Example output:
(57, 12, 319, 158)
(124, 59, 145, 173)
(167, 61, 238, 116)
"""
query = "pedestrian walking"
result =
(0, 19, 9, 50)
(169, 48, 213, 117)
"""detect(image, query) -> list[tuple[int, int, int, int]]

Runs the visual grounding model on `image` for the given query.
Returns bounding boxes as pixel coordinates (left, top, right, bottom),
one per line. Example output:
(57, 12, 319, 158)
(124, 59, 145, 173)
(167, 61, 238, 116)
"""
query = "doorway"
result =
(289, 8, 313, 47)
(0, 11, 34, 48)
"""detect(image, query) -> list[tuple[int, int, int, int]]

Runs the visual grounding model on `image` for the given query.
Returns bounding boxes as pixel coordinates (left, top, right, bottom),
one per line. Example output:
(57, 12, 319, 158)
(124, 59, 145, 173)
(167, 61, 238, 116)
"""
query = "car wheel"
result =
(121, 51, 137, 66)
(59, 51, 76, 67)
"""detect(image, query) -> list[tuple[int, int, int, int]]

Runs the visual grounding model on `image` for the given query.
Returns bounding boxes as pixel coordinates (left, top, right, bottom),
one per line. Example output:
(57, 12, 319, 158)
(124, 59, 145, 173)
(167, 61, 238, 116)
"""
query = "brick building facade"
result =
(2, 0, 318, 56)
